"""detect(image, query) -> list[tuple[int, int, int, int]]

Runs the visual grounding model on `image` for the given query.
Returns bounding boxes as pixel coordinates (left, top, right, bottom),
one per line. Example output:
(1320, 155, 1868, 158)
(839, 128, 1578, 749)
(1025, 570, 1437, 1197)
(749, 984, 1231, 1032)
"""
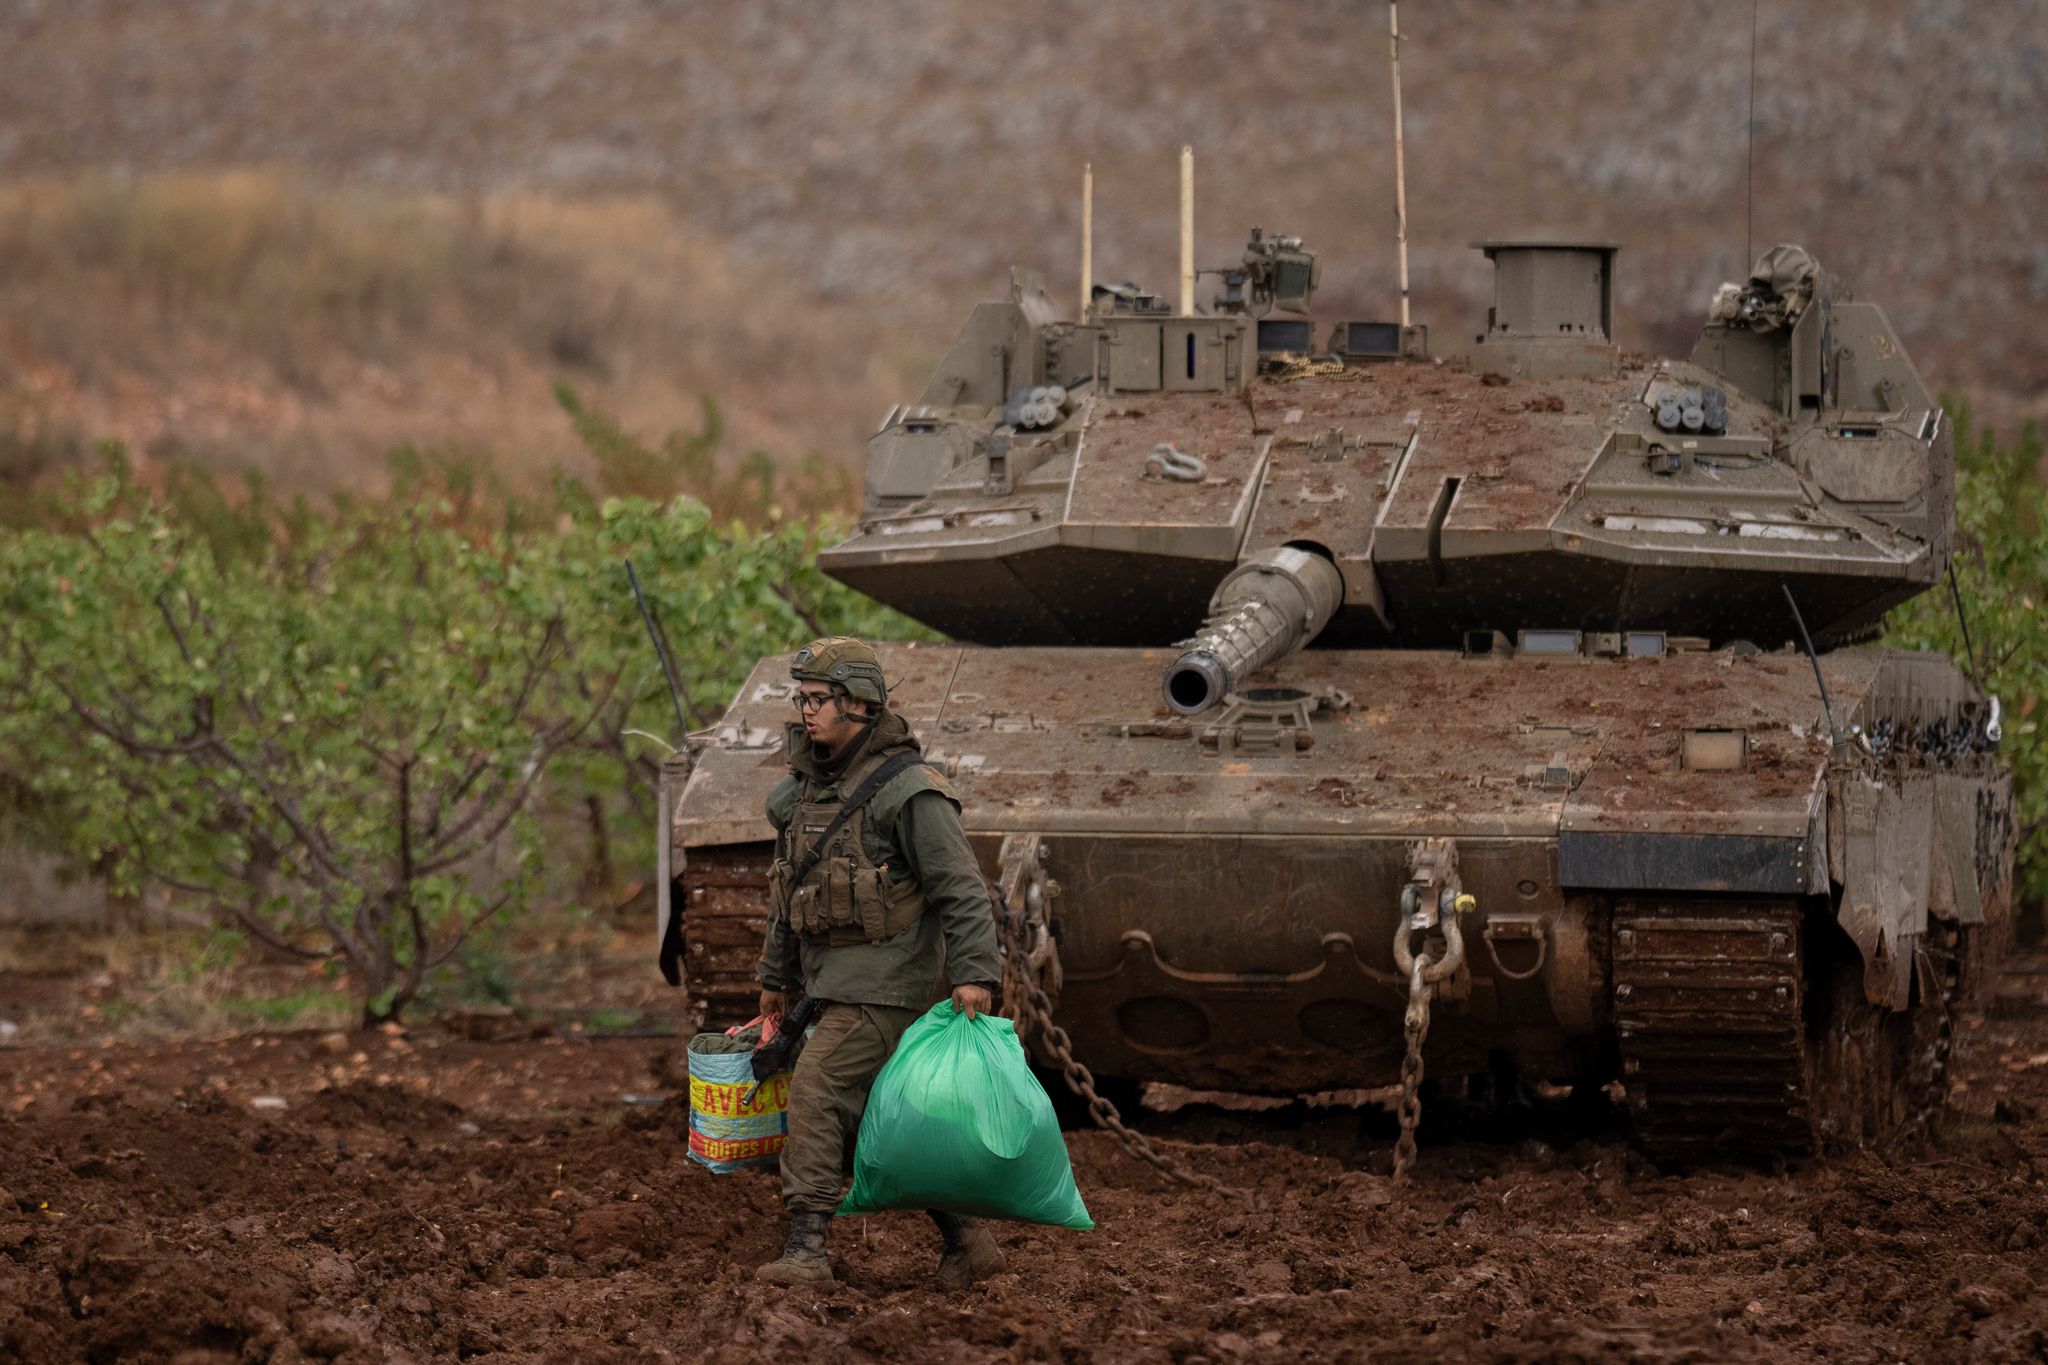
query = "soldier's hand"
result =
(758, 989, 787, 1022)
(951, 984, 993, 1020)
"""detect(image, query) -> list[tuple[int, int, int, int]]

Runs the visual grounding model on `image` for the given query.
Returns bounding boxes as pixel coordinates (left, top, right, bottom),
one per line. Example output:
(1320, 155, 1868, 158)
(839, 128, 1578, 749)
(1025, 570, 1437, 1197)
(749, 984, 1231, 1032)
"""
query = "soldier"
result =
(754, 637, 1008, 1289)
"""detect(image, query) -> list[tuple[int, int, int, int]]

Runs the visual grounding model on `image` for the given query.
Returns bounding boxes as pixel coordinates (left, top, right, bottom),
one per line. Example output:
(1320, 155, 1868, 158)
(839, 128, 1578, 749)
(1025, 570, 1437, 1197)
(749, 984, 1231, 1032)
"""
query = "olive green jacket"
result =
(755, 710, 1002, 1009)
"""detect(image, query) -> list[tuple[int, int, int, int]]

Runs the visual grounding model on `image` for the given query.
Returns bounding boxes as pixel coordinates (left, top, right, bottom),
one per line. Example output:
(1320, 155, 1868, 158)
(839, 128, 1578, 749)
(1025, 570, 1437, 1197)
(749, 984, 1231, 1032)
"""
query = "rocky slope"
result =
(2, 0, 2043, 482)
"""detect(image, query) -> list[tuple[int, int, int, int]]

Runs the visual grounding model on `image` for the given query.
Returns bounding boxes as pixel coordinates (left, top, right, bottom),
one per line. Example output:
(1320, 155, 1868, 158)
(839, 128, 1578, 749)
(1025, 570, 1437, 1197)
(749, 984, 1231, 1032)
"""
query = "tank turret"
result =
(820, 236, 1952, 659)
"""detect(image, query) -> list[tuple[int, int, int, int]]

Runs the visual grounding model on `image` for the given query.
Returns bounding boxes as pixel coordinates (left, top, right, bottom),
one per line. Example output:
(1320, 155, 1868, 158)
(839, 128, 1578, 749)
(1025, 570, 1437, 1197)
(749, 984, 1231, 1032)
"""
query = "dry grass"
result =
(0, 906, 674, 1047)
(0, 923, 352, 1044)
(0, 172, 929, 498)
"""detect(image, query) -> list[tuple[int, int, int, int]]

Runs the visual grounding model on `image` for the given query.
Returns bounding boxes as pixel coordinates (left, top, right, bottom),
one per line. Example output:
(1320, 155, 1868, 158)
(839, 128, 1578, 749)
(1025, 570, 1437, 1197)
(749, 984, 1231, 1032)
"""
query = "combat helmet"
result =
(790, 637, 888, 705)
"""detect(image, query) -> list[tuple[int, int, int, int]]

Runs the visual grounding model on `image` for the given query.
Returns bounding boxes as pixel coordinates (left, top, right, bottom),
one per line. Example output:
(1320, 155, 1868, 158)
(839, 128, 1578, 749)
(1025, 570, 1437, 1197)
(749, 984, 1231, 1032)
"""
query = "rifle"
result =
(741, 996, 820, 1104)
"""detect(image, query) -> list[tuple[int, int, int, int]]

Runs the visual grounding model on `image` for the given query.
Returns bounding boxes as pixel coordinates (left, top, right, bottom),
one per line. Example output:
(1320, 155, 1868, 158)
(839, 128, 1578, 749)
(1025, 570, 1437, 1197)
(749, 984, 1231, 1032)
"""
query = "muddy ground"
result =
(4, 968, 2048, 1365)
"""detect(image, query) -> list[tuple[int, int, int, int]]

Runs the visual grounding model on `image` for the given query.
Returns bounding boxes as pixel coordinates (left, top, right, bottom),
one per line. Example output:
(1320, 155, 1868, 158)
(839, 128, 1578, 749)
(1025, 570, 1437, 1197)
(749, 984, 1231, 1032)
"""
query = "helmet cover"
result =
(789, 636, 888, 704)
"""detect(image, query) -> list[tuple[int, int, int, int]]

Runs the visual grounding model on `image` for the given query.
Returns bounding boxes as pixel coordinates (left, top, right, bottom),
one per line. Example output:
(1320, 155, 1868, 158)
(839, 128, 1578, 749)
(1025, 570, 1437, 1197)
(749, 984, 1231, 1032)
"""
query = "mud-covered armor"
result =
(664, 226, 2015, 1167)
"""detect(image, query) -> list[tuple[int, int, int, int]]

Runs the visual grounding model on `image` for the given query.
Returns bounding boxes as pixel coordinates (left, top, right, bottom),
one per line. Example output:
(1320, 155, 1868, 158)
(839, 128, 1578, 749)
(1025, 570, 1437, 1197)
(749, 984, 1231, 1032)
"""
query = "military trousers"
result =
(780, 1001, 922, 1214)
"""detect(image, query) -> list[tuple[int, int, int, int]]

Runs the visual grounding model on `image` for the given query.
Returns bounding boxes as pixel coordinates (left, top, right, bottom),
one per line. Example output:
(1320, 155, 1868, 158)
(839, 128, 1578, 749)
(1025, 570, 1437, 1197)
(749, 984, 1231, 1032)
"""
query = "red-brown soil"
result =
(4, 973, 2048, 1365)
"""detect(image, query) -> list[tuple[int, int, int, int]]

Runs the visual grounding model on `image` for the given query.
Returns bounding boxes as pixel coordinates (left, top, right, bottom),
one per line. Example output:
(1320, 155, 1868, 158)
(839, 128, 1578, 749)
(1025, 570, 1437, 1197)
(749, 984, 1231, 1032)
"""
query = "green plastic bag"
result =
(838, 1000, 1093, 1229)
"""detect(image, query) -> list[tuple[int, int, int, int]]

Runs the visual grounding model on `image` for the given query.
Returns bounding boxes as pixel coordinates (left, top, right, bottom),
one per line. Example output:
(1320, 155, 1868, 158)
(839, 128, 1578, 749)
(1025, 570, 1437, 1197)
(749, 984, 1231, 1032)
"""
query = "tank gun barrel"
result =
(1162, 547, 1343, 714)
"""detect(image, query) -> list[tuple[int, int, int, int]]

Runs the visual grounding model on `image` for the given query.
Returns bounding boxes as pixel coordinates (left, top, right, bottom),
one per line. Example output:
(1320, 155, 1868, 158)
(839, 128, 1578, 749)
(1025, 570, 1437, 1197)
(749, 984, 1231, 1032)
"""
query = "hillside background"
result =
(2, 0, 2044, 493)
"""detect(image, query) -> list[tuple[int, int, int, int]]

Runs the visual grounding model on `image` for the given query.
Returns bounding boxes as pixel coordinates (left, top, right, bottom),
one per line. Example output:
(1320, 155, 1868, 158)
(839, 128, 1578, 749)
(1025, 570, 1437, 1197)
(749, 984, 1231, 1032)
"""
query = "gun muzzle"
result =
(1163, 546, 1342, 715)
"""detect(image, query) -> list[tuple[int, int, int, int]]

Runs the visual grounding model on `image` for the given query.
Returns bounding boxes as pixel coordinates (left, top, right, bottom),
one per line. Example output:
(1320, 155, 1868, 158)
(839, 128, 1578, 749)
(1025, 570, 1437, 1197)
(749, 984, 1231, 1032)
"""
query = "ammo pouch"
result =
(773, 751, 928, 945)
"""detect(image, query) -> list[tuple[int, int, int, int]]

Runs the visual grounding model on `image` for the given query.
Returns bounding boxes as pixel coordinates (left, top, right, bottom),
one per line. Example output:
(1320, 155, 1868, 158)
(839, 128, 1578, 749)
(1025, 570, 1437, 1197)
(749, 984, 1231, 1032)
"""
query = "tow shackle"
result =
(1393, 882, 1475, 984)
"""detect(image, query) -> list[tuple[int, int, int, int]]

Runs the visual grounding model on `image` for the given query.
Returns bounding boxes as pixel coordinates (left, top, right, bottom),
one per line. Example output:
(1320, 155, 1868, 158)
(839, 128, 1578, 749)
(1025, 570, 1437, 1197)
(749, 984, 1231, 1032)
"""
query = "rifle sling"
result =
(784, 749, 926, 896)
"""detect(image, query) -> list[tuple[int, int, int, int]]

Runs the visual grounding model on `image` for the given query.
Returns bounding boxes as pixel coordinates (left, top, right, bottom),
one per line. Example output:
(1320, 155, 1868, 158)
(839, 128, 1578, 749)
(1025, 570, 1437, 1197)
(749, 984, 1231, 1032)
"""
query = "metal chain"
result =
(1388, 844, 1468, 1187)
(1393, 954, 1433, 1184)
(1022, 974, 1231, 1193)
(992, 887, 1232, 1194)
(1269, 354, 1347, 383)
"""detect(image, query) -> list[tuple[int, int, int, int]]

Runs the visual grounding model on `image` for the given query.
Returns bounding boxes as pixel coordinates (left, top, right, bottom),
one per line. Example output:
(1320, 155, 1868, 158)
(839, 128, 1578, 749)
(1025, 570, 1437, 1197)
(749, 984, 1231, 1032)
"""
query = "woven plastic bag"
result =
(838, 1000, 1093, 1229)
(686, 1022, 790, 1173)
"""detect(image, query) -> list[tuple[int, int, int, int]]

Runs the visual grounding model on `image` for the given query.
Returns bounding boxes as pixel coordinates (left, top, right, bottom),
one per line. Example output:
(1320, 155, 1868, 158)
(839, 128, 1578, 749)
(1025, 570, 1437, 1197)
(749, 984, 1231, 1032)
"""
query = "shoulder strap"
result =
(785, 750, 926, 896)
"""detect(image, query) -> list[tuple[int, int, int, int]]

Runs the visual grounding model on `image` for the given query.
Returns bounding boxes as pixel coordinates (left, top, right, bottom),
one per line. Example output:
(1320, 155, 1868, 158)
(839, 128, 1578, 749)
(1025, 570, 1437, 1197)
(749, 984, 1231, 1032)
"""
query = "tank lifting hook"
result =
(1390, 838, 1475, 1185)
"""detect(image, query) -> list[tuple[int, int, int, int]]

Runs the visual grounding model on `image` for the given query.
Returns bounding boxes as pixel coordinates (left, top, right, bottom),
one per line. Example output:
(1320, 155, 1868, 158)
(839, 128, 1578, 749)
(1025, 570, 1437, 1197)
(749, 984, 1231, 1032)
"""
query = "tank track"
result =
(673, 842, 778, 1030)
(1613, 899, 1974, 1162)
(1612, 899, 1812, 1163)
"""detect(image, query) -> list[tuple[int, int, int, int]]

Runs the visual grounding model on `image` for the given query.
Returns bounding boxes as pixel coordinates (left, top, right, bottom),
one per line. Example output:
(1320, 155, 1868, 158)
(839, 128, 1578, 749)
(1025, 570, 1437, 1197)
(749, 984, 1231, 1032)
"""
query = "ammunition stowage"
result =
(1162, 546, 1343, 714)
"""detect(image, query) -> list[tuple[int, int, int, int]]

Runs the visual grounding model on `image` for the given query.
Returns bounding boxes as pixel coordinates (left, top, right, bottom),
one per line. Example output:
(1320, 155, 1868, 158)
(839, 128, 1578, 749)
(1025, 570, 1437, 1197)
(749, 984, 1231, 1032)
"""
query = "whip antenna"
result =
(1179, 146, 1195, 316)
(1745, 0, 1759, 269)
(1389, 1, 1412, 330)
(1782, 582, 1845, 758)
(1946, 561, 1983, 687)
(625, 559, 691, 742)
(1080, 162, 1094, 321)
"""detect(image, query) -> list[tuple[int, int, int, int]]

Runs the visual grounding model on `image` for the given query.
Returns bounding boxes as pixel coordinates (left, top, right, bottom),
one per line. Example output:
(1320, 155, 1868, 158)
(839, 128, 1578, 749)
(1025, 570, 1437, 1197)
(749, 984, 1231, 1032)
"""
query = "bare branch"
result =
(1986, 639, 2026, 675)
(418, 614, 562, 838)
(418, 665, 625, 874)
(225, 901, 336, 962)
(111, 814, 335, 963)
(419, 762, 521, 865)
(152, 590, 200, 668)
(200, 734, 351, 886)
(35, 661, 210, 759)
(397, 757, 428, 1002)
(772, 576, 826, 641)
(351, 893, 382, 977)
(358, 739, 404, 773)
(503, 614, 564, 727)
(423, 750, 493, 841)
(416, 765, 548, 877)
(123, 860, 217, 900)
(424, 888, 515, 969)
(413, 693, 457, 759)
(101, 676, 170, 736)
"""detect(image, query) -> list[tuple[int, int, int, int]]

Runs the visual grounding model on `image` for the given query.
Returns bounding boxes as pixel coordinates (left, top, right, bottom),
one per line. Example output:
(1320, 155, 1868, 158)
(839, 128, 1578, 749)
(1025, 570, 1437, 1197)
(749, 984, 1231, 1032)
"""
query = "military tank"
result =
(657, 223, 2015, 1163)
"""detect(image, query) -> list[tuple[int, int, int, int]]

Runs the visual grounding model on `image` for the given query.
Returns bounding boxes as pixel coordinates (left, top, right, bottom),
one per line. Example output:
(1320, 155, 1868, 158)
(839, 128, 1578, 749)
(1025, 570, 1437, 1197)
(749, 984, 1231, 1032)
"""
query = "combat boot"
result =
(756, 1210, 833, 1285)
(929, 1210, 1004, 1289)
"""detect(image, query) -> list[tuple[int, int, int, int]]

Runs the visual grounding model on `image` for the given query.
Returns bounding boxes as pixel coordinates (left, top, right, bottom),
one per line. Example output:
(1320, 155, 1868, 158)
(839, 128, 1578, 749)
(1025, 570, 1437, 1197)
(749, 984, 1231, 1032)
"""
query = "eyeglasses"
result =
(792, 691, 837, 714)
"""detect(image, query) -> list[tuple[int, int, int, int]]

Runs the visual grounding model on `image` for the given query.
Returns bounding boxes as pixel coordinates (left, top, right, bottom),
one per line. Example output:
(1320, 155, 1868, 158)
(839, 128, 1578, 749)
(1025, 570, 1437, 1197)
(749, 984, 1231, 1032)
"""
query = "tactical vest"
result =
(771, 748, 930, 946)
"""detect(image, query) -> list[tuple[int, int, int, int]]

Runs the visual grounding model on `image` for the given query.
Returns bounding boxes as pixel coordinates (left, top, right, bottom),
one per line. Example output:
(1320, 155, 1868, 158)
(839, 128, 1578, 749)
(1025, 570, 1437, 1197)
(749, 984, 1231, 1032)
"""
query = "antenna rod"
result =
(1947, 560, 1982, 686)
(1178, 145, 1195, 315)
(1745, 0, 1759, 270)
(1782, 582, 1845, 758)
(1389, 1, 1411, 330)
(1081, 161, 1094, 321)
(626, 559, 690, 741)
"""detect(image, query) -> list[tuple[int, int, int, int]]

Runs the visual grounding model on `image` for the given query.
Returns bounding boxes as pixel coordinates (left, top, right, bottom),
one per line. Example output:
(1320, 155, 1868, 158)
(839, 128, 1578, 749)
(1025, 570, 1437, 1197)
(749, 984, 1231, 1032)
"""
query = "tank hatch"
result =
(1468, 240, 1620, 381)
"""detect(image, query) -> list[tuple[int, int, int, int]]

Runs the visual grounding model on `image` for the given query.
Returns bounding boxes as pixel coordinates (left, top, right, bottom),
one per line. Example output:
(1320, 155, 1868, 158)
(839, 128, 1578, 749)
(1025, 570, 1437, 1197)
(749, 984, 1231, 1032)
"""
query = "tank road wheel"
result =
(1614, 899, 1964, 1166)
